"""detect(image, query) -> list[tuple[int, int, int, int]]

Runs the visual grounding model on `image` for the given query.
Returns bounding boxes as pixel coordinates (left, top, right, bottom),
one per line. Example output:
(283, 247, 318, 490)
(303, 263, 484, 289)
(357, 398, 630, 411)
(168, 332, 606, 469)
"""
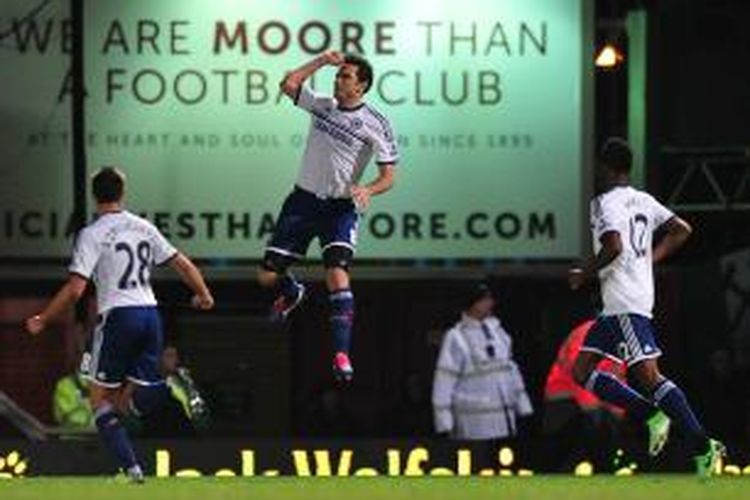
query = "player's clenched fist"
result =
(568, 268, 586, 290)
(350, 185, 372, 212)
(191, 292, 215, 310)
(322, 50, 345, 66)
(25, 314, 45, 335)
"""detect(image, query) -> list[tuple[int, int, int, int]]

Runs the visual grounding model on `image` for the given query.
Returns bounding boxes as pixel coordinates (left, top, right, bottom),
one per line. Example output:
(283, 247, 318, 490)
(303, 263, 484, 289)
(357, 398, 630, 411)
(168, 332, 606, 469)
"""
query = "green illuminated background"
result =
(0, 0, 591, 260)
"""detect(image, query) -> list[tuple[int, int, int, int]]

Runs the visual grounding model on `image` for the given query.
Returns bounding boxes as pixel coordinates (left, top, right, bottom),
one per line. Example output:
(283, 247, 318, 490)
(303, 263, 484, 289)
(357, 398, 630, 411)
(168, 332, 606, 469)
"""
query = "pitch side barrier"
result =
(1, 438, 749, 477)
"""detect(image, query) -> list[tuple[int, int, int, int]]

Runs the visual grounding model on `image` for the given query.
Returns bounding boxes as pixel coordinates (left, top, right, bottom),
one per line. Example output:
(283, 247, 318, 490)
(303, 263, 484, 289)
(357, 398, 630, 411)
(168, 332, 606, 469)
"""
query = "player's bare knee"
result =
(257, 268, 278, 288)
(113, 382, 136, 414)
(323, 246, 353, 289)
(88, 384, 113, 411)
(632, 360, 662, 391)
(326, 267, 350, 291)
(259, 251, 294, 287)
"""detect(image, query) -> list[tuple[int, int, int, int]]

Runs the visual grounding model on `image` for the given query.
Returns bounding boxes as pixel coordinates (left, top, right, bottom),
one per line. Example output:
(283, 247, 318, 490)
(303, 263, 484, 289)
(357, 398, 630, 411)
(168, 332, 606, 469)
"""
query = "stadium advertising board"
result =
(1, 438, 747, 477)
(0, 439, 529, 477)
(1, 0, 591, 260)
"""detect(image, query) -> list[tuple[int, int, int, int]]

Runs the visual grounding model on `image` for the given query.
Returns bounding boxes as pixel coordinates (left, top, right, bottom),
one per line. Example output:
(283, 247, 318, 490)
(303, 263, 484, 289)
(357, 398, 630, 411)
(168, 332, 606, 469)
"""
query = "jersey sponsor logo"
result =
(313, 118, 355, 146)
(311, 111, 368, 144)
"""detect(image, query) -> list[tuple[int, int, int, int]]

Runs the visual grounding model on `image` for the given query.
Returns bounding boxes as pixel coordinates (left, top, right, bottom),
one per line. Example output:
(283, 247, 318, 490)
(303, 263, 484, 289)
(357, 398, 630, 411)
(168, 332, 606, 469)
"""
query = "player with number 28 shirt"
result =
(25, 167, 214, 482)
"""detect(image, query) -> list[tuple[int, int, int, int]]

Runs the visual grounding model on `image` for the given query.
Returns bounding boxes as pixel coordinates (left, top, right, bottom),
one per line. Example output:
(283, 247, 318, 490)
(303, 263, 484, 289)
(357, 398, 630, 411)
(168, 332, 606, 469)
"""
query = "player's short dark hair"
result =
(344, 54, 373, 94)
(92, 166, 125, 203)
(599, 137, 633, 174)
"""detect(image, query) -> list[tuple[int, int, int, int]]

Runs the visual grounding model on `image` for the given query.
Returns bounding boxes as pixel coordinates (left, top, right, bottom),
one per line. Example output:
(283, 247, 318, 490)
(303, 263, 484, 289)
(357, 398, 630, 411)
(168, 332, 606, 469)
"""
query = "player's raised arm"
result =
(25, 274, 88, 335)
(279, 51, 344, 100)
(168, 252, 215, 310)
(653, 216, 692, 264)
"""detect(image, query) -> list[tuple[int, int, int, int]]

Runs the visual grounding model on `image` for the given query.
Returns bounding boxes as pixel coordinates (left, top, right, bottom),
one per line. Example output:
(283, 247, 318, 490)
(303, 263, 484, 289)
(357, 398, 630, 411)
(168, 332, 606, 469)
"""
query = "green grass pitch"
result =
(0, 476, 748, 500)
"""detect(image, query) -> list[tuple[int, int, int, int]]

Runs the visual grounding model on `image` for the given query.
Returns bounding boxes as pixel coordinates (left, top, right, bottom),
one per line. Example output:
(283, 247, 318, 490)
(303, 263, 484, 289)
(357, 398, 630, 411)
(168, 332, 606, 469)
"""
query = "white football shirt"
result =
(69, 211, 177, 313)
(591, 186, 675, 318)
(294, 85, 399, 198)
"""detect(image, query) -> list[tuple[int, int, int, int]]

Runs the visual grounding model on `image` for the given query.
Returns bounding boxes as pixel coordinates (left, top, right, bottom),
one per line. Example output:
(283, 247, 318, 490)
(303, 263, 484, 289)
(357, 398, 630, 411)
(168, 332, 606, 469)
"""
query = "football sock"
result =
(94, 403, 139, 471)
(585, 370, 654, 420)
(652, 379, 709, 454)
(329, 289, 354, 354)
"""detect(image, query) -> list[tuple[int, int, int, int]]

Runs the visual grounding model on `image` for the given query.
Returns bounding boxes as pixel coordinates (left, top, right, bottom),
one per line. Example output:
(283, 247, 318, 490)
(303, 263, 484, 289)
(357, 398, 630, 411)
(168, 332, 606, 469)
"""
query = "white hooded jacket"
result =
(432, 314, 533, 440)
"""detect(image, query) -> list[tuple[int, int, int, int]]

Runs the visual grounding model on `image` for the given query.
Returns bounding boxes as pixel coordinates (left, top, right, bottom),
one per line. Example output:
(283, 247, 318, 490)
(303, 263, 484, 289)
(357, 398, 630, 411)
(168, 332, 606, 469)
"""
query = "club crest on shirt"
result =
(349, 117, 363, 129)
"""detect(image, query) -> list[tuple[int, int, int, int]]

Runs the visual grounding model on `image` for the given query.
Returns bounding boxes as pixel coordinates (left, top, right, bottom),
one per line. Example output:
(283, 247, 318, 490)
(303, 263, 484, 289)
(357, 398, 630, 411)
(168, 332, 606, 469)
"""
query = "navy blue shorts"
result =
(266, 187, 359, 261)
(83, 306, 164, 388)
(581, 313, 663, 367)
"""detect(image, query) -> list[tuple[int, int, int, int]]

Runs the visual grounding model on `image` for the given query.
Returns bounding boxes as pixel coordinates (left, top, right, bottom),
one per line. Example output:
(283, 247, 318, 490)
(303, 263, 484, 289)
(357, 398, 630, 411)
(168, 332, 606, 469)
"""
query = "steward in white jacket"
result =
(432, 285, 533, 440)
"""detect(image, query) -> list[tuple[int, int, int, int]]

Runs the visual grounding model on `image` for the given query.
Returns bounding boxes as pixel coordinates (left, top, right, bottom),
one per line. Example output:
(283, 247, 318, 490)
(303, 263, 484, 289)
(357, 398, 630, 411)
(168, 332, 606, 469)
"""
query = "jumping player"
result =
(258, 51, 399, 382)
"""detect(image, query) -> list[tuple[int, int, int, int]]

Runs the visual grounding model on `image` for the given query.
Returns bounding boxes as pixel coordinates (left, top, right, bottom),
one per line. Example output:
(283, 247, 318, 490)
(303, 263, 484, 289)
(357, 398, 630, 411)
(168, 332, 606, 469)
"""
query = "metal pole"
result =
(71, 0, 86, 232)
(70, 0, 88, 323)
